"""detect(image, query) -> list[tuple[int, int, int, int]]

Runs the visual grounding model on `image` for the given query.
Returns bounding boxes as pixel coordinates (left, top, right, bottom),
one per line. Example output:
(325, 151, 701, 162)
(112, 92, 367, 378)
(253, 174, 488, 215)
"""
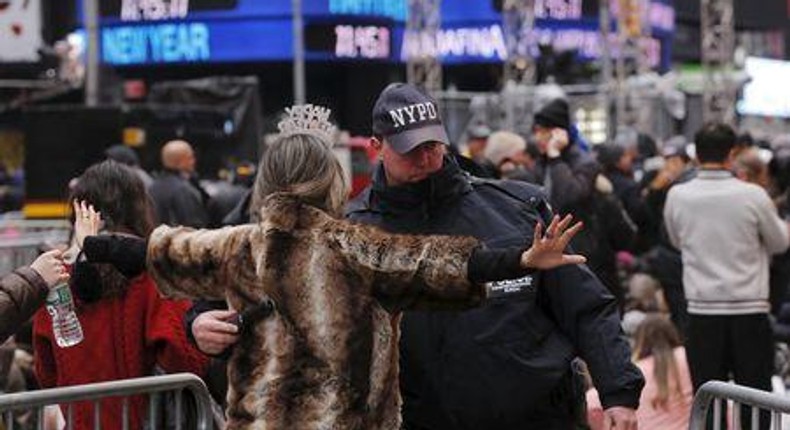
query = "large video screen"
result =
(737, 57, 790, 118)
(100, 0, 239, 17)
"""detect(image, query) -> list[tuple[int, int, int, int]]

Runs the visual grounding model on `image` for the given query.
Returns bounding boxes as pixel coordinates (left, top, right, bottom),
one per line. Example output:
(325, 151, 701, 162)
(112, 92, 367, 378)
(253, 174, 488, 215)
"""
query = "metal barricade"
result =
(0, 373, 217, 430)
(689, 380, 790, 430)
(0, 220, 70, 277)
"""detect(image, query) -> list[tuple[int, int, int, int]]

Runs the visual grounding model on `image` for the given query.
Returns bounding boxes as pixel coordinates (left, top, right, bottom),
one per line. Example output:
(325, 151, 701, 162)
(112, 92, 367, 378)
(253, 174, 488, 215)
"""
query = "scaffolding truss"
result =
(701, 0, 735, 124)
(502, 0, 536, 86)
(500, 0, 536, 134)
(614, 0, 646, 131)
(406, 0, 442, 92)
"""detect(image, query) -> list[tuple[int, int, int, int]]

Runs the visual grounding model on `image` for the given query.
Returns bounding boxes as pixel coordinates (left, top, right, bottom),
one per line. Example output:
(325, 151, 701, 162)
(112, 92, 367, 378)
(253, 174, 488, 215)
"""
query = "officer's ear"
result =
(370, 136, 384, 152)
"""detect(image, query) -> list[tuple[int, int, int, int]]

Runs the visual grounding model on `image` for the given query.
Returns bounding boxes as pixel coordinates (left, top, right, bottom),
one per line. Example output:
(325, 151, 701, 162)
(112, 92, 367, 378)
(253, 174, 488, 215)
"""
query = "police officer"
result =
(347, 83, 644, 430)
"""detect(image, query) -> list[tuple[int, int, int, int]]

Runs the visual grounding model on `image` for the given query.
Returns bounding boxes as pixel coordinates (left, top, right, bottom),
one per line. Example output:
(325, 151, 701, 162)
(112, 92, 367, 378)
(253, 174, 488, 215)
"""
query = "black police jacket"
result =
(347, 157, 644, 430)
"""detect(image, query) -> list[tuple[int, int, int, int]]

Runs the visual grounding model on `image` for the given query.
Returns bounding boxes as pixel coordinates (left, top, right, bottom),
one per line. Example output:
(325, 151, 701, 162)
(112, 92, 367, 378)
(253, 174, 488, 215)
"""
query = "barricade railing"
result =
(0, 373, 217, 430)
(0, 219, 70, 276)
(689, 380, 790, 429)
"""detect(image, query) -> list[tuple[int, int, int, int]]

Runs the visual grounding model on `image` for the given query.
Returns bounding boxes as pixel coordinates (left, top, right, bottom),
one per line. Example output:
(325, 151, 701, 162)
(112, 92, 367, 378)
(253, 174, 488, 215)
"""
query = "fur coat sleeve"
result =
(328, 221, 484, 311)
(146, 224, 259, 301)
(147, 195, 486, 312)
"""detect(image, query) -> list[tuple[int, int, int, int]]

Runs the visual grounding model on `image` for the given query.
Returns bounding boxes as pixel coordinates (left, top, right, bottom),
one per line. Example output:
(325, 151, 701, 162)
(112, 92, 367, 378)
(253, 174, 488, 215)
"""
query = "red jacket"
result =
(33, 273, 210, 430)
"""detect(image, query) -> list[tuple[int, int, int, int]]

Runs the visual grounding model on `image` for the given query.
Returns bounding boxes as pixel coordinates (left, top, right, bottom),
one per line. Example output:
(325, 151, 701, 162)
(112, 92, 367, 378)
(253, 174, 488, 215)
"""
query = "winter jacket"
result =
(33, 266, 209, 430)
(533, 143, 602, 266)
(567, 175, 638, 307)
(606, 170, 652, 251)
(347, 158, 644, 429)
(534, 143, 599, 215)
(149, 170, 210, 228)
(0, 267, 48, 343)
(142, 192, 527, 430)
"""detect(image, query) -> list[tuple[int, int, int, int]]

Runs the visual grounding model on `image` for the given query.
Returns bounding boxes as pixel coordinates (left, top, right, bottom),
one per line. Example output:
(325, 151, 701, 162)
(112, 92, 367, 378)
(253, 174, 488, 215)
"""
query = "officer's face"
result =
(373, 138, 445, 186)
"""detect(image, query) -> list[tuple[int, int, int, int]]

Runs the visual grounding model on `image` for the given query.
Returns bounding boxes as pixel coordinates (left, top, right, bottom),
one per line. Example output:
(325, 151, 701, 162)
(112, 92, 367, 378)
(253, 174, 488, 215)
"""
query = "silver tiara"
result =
(277, 104, 336, 146)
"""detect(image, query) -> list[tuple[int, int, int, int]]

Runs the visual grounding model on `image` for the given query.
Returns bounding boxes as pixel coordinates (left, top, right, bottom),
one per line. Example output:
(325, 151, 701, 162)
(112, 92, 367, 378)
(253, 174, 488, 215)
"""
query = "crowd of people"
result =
(0, 82, 789, 430)
(464, 98, 790, 430)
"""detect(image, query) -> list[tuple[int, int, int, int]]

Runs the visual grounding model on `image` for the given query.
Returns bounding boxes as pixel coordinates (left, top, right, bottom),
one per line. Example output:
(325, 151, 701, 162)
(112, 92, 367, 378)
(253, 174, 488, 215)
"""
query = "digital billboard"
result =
(83, 0, 673, 70)
(737, 57, 790, 118)
(0, 0, 44, 62)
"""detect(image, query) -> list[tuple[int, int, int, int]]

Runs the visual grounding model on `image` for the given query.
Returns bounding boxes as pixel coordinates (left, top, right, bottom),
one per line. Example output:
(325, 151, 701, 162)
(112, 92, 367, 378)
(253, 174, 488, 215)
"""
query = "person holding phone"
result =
(531, 99, 627, 307)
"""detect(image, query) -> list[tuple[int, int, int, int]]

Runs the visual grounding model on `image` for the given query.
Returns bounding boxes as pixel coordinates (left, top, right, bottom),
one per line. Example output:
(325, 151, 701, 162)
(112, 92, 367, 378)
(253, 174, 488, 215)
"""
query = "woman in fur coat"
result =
(75, 105, 586, 430)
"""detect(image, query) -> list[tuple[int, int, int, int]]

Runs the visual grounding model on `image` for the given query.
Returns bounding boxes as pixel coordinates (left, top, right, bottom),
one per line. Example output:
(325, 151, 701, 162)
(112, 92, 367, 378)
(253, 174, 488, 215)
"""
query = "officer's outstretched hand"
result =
(520, 214, 586, 270)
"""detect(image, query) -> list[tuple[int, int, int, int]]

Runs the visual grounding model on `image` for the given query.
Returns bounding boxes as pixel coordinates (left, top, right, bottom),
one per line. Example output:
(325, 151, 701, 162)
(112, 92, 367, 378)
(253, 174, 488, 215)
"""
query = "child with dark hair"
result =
(32, 160, 209, 430)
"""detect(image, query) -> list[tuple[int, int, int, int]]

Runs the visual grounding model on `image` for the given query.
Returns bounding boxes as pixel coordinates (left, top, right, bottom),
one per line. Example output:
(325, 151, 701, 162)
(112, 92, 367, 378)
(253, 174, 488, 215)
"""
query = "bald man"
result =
(149, 140, 210, 227)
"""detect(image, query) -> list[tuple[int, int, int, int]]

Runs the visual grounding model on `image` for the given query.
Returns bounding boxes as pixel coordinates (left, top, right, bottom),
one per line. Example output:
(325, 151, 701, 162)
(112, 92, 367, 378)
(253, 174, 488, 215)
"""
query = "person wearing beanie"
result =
(534, 99, 591, 152)
(534, 99, 571, 131)
(531, 98, 606, 291)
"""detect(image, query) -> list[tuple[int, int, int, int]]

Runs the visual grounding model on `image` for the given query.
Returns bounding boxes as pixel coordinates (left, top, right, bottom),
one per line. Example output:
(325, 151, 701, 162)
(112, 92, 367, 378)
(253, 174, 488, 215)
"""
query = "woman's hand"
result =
(520, 214, 586, 270)
(73, 200, 101, 250)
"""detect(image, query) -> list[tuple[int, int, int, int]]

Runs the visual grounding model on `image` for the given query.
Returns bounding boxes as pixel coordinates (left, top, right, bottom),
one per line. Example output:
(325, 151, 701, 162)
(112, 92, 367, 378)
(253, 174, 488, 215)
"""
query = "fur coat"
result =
(147, 193, 485, 430)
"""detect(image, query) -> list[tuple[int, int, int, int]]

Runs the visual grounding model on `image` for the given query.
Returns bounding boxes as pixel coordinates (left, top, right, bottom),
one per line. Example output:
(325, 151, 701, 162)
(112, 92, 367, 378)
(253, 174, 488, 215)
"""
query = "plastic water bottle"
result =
(45, 283, 84, 348)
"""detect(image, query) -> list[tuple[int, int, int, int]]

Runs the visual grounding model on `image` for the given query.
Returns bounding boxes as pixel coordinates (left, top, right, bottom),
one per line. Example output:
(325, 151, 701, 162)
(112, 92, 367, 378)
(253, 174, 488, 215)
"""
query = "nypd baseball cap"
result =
(372, 83, 450, 154)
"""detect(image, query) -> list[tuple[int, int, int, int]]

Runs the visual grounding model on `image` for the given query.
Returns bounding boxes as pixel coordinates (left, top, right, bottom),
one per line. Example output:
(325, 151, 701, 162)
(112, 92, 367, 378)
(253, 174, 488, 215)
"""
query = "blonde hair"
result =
(632, 314, 684, 410)
(250, 133, 349, 220)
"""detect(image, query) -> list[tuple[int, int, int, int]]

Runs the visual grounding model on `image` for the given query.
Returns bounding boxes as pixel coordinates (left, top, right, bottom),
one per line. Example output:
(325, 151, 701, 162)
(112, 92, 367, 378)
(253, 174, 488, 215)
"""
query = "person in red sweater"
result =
(33, 160, 210, 430)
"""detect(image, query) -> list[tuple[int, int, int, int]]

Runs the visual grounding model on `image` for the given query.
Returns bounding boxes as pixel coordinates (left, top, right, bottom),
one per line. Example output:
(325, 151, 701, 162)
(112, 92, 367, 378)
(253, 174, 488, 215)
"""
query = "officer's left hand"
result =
(603, 406, 638, 430)
(520, 214, 586, 270)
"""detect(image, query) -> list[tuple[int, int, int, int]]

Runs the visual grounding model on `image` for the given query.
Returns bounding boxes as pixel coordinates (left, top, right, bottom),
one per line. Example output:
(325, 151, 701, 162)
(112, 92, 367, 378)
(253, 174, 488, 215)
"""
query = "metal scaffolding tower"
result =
(500, 0, 535, 134)
(599, 0, 614, 140)
(502, 0, 536, 86)
(406, 0, 442, 92)
(83, 0, 101, 106)
(614, 0, 645, 131)
(701, 0, 735, 124)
